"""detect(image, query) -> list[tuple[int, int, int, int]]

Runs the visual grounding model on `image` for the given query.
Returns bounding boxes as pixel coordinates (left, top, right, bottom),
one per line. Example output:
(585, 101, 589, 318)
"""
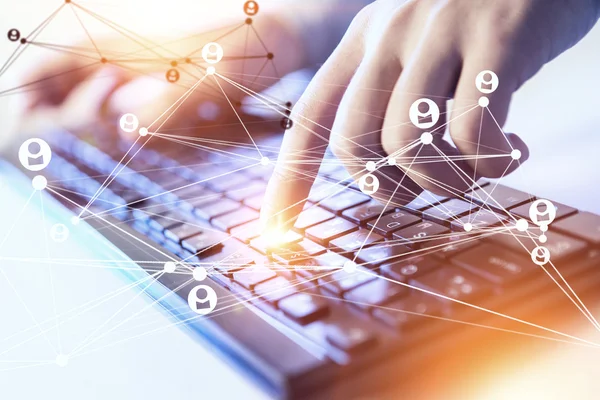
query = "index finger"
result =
(260, 42, 362, 233)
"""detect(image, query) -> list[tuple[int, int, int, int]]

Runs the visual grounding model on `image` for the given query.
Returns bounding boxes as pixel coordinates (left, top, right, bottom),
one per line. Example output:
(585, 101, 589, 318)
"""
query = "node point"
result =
(420, 132, 433, 145)
(285, 101, 292, 107)
(515, 219, 529, 232)
(32, 175, 47, 190)
(65, 0, 71, 3)
(267, 53, 274, 60)
(185, 58, 191, 63)
(164, 261, 176, 273)
(365, 161, 376, 172)
(71, 216, 80, 225)
(100, 57, 107, 64)
(245, 18, 253, 25)
(511, 149, 522, 160)
(206, 66, 216, 75)
(260, 156, 270, 166)
(193, 266, 207, 281)
(343, 260, 357, 274)
(463, 223, 473, 232)
(478, 96, 489, 107)
(387, 157, 396, 166)
(540, 225, 548, 233)
(170, 60, 177, 67)
(138, 127, 148, 136)
(539, 234, 547, 243)
(56, 354, 68, 367)
(20, 38, 26, 44)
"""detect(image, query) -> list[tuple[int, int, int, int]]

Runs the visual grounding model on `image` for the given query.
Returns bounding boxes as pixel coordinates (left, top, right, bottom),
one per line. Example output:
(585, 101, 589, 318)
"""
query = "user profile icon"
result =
(166, 68, 180, 83)
(7, 29, 20, 42)
(119, 113, 139, 133)
(358, 173, 379, 195)
(409, 98, 439, 130)
(529, 199, 556, 227)
(475, 70, 499, 94)
(50, 223, 69, 243)
(531, 246, 550, 266)
(187, 285, 217, 315)
(202, 42, 224, 65)
(18, 138, 52, 172)
(244, 1, 259, 16)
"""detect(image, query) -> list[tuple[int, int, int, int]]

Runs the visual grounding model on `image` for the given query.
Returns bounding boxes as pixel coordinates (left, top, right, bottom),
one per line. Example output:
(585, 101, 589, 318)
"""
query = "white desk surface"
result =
(1, 1, 600, 399)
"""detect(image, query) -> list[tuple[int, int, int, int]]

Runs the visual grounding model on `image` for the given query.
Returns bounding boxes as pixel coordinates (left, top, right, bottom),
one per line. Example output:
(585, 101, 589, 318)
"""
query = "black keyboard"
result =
(23, 127, 600, 398)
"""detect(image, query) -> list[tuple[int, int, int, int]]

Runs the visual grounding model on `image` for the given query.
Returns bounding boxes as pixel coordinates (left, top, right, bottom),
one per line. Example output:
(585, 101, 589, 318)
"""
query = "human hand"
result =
(17, 15, 307, 141)
(260, 0, 600, 231)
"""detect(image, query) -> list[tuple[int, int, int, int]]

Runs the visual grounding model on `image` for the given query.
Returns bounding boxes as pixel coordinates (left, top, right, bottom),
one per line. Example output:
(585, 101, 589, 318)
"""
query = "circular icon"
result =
(529, 199, 556, 228)
(50, 223, 69, 243)
(187, 285, 217, 315)
(409, 98, 439, 129)
(119, 113, 139, 133)
(475, 70, 499, 94)
(358, 173, 379, 195)
(531, 246, 550, 266)
(7, 29, 20, 42)
(18, 138, 52, 172)
(202, 42, 224, 65)
(166, 68, 180, 83)
(244, 1, 259, 16)
(281, 117, 293, 130)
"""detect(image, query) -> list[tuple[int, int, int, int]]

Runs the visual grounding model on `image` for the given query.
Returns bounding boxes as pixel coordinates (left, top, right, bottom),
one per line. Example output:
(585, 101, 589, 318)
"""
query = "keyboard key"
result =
(392, 221, 450, 248)
(554, 212, 600, 245)
(320, 191, 370, 214)
(279, 293, 329, 325)
(452, 244, 537, 285)
(295, 251, 348, 278)
(510, 201, 577, 222)
(233, 265, 277, 290)
(182, 232, 225, 256)
(450, 209, 508, 231)
(344, 278, 407, 310)
(410, 266, 491, 303)
(342, 199, 395, 224)
(148, 212, 189, 232)
(423, 199, 476, 225)
(372, 293, 442, 330)
(230, 219, 262, 243)
(225, 181, 265, 202)
(308, 180, 343, 203)
(305, 217, 357, 245)
(330, 229, 385, 254)
(244, 194, 264, 211)
(320, 267, 376, 295)
(401, 191, 449, 214)
(466, 184, 534, 212)
(211, 207, 259, 232)
(366, 211, 421, 237)
(294, 207, 336, 231)
(194, 198, 240, 220)
(381, 257, 440, 281)
(325, 324, 377, 353)
(271, 240, 326, 265)
(254, 276, 298, 305)
(355, 242, 412, 266)
(489, 230, 587, 262)
(164, 223, 203, 243)
(208, 173, 249, 192)
(209, 245, 266, 275)
(427, 233, 480, 259)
